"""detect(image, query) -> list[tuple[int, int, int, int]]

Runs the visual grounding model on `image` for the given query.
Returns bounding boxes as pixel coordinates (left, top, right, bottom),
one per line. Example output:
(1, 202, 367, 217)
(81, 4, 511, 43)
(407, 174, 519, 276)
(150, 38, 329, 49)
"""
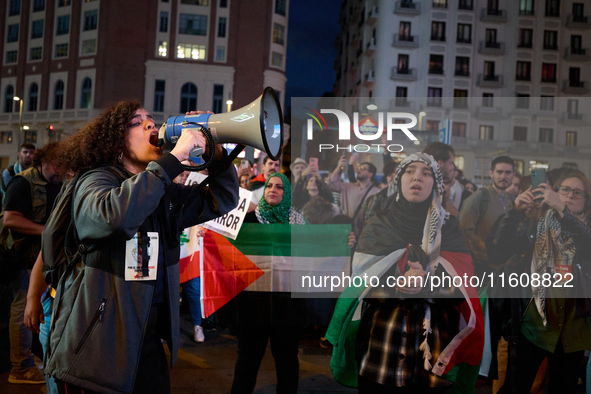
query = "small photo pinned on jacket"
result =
(125, 232, 159, 281)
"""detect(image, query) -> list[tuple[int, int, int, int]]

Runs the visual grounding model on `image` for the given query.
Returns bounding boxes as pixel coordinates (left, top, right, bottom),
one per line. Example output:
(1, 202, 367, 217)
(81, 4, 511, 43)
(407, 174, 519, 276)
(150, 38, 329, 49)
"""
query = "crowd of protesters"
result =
(0, 102, 589, 394)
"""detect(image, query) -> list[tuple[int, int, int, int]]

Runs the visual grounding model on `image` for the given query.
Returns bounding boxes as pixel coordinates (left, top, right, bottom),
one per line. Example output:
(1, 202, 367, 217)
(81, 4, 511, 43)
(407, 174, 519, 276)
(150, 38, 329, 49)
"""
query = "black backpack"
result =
(0, 164, 16, 194)
(41, 173, 86, 290)
(41, 167, 126, 290)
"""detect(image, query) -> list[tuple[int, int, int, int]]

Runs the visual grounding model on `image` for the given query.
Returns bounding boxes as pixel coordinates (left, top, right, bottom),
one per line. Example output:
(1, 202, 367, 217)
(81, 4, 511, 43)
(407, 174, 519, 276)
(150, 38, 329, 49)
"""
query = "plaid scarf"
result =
(531, 209, 578, 325)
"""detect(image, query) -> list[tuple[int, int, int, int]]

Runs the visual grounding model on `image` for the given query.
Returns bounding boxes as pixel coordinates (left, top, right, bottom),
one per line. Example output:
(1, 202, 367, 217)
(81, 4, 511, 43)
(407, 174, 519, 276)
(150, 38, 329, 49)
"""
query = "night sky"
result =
(284, 0, 342, 114)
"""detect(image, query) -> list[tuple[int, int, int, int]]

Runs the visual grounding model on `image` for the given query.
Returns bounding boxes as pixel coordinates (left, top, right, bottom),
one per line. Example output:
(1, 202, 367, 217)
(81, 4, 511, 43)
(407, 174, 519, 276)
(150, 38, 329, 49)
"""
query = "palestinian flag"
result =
(179, 226, 202, 283)
(200, 223, 352, 318)
(326, 215, 484, 389)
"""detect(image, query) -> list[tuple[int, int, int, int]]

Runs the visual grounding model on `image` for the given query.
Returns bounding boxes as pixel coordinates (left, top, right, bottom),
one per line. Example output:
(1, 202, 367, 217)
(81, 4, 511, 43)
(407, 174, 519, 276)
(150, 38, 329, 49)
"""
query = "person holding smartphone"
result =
(490, 169, 591, 393)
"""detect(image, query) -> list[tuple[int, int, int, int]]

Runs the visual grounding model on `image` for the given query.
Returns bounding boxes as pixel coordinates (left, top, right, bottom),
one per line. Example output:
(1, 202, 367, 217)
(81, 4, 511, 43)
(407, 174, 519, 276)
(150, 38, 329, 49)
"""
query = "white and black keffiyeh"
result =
(392, 152, 450, 271)
(531, 209, 577, 325)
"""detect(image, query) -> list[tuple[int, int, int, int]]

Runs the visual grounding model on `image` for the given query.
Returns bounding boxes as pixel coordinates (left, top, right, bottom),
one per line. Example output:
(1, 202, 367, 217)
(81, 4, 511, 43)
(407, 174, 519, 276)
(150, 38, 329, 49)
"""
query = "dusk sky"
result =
(284, 0, 342, 113)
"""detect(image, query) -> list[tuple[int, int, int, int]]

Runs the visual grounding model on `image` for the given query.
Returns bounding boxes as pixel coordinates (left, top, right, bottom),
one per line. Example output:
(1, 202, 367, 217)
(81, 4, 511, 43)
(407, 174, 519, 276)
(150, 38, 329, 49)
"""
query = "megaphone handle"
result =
(189, 147, 204, 157)
(185, 126, 215, 172)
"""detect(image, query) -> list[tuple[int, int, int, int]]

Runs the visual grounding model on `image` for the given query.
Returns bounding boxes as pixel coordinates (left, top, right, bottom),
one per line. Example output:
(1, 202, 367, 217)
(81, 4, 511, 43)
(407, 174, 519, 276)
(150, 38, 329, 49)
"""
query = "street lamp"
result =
(13, 96, 23, 148)
(226, 99, 233, 112)
(418, 111, 426, 131)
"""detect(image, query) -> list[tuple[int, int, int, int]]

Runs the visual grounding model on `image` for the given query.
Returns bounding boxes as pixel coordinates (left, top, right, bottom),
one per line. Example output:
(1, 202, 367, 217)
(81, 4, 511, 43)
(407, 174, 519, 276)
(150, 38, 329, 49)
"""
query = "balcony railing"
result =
(392, 34, 419, 48)
(566, 15, 591, 30)
(562, 80, 589, 94)
(366, 6, 378, 25)
(480, 8, 507, 22)
(391, 67, 417, 81)
(391, 98, 411, 108)
(564, 47, 590, 61)
(479, 41, 505, 55)
(0, 109, 101, 125)
(477, 74, 504, 88)
(364, 70, 375, 86)
(458, 2, 473, 11)
(365, 38, 377, 55)
(394, 1, 421, 15)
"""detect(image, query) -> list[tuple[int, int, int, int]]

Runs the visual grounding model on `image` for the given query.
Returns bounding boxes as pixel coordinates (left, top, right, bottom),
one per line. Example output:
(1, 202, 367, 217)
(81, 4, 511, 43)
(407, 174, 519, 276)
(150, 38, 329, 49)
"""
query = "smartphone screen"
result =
(309, 157, 318, 169)
(240, 160, 249, 170)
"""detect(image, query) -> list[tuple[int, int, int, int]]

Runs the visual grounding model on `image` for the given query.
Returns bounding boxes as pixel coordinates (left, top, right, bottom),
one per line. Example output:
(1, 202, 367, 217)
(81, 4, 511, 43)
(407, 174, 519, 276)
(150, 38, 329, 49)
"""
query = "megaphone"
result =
(158, 87, 283, 171)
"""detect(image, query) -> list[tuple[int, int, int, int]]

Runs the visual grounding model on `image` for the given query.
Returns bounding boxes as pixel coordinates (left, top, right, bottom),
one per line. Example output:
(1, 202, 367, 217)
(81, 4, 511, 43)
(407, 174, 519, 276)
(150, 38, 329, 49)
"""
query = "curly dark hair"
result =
(32, 142, 62, 168)
(60, 100, 142, 173)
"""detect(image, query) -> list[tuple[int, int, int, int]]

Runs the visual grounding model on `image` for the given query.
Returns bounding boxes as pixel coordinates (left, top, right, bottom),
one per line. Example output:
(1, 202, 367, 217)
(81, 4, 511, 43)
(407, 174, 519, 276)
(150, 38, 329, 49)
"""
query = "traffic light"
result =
(47, 125, 54, 132)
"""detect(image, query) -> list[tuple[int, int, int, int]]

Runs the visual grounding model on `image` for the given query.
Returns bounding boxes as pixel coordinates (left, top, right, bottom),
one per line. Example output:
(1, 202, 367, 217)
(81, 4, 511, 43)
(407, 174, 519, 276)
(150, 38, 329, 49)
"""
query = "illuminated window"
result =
(273, 23, 285, 45)
(0, 132, 13, 144)
(479, 125, 493, 140)
(176, 43, 206, 60)
(25, 130, 37, 144)
(158, 41, 168, 57)
(454, 155, 465, 171)
(529, 160, 549, 171)
(566, 131, 577, 146)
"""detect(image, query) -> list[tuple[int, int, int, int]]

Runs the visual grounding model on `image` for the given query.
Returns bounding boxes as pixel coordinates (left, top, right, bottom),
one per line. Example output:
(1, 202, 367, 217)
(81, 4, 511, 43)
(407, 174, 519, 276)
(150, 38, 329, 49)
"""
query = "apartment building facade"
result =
(0, 0, 289, 166)
(333, 0, 591, 181)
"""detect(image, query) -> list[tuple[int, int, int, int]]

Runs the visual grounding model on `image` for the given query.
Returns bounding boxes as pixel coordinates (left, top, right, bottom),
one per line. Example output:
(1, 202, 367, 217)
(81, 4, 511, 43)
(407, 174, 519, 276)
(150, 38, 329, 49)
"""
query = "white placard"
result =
(185, 171, 252, 240)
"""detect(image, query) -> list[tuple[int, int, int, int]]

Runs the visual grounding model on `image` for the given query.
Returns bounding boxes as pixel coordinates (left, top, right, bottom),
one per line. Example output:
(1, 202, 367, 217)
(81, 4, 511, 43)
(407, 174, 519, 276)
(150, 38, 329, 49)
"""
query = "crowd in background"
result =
(0, 119, 590, 393)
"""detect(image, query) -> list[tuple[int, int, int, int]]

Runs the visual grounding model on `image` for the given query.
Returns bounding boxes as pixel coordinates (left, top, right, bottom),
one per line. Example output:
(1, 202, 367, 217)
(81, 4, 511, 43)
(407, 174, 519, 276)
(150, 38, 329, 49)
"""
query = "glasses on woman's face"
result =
(558, 186, 586, 199)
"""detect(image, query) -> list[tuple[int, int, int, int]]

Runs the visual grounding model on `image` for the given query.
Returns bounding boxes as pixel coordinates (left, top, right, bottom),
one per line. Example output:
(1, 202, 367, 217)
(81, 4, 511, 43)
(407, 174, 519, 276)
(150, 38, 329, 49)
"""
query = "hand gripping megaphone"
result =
(158, 87, 283, 171)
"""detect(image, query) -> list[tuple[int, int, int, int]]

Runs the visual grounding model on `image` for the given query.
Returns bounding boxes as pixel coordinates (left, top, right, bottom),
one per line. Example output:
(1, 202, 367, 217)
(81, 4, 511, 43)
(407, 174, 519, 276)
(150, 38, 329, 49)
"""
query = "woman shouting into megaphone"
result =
(42, 101, 239, 394)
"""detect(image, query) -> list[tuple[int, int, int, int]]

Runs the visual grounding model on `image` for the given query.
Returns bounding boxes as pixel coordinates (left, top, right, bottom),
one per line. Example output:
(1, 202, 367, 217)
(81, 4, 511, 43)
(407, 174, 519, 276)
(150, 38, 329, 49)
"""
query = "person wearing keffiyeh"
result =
(491, 169, 591, 393)
(326, 153, 484, 393)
